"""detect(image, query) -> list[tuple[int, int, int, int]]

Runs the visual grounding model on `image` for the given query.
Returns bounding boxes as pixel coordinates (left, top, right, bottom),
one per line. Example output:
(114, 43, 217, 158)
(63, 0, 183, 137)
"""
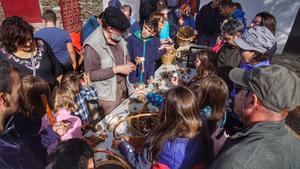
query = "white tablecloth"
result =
(86, 60, 196, 160)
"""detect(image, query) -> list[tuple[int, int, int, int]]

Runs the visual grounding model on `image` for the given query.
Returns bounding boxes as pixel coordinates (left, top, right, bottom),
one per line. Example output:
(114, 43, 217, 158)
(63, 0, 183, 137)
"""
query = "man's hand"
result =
(113, 63, 136, 75)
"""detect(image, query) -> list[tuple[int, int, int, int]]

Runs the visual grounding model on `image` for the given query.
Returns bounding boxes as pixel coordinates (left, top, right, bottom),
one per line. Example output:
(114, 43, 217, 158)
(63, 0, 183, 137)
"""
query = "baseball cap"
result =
(235, 26, 275, 54)
(103, 6, 130, 31)
(229, 65, 300, 112)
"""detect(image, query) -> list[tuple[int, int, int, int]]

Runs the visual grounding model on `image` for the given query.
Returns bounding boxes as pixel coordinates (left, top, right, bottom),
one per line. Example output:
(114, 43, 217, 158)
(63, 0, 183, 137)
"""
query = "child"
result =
(41, 84, 82, 153)
(113, 86, 211, 169)
(192, 75, 229, 133)
(191, 75, 229, 157)
(51, 84, 82, 140)
(48, 138, 94, 169)
(177, 2, 196, 30)
(157, 3, 171, 42)
(127, 12, 169, 84)
(172, 50, 216, 87)
(14, 75, 53, 164)
(61, 73, 98, 123)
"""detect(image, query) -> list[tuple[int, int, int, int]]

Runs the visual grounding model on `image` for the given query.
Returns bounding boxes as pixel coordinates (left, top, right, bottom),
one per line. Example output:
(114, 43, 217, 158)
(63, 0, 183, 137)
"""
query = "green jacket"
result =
(210, 121, 300, 169)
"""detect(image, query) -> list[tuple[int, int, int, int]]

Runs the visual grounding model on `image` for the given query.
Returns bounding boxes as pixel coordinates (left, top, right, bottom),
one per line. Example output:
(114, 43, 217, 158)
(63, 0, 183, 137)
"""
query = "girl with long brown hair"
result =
(13, 75, 52, 164)
(172, 50, 216, 87)
(191, 75, 229, 134)
(191, 75, 229, 157)
(113, 86, 211, 168)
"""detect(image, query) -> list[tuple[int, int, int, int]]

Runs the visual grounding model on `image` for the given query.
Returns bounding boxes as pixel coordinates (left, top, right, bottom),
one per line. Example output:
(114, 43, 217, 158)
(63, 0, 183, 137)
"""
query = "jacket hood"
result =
(231, 9, 245, 18)
(133, 30, 152, 42)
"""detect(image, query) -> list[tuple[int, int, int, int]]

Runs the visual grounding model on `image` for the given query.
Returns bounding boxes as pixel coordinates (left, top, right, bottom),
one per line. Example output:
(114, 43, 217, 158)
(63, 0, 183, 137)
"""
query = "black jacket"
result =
(195, 2, 225, 36)
(217, 44, 241, 92)
(0, 116, 45, 169)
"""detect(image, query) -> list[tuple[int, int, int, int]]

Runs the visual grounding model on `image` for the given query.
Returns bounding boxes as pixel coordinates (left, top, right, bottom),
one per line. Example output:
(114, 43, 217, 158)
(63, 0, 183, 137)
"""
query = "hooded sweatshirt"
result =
(127, 31, 166, 83)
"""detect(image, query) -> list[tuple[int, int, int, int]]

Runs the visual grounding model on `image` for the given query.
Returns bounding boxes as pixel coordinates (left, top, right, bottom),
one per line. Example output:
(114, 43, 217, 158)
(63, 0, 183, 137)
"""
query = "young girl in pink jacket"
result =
(41, 84, 82, 153)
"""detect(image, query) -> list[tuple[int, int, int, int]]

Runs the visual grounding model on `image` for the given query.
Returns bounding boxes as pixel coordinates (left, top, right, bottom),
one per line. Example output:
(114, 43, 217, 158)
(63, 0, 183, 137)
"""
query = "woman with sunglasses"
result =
(0, 16, 63, 89)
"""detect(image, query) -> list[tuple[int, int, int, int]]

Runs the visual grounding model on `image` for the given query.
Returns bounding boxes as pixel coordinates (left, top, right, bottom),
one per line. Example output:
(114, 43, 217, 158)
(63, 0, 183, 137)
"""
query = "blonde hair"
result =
(61, 73, 80, 95)
(51, 84, 77, 113)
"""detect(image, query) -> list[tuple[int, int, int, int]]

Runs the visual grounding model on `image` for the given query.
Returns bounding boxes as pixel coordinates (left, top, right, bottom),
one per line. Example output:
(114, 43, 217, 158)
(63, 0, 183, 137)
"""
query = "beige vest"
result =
(84, 27, 128, 101)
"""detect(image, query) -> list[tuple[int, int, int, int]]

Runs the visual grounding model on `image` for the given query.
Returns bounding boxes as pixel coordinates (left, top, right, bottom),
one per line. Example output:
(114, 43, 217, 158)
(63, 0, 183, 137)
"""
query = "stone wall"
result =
(39, 0, 103, 25)
(79, 0, 103, 22)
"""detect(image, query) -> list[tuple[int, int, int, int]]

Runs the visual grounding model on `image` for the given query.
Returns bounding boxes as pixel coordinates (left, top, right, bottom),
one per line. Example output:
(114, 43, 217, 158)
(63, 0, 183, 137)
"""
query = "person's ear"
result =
(0, 93, 9, 107)
(107, 26, 113, 33)
(246, 92, 258, 110)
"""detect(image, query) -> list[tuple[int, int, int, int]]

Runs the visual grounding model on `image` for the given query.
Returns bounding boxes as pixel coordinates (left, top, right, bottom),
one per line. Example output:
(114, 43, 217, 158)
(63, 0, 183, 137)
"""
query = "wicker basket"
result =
(176, 26, 195, 47)
(113, 113, 159, 152)
(161, 48, 176, 65)
(94, 149, 131, 169)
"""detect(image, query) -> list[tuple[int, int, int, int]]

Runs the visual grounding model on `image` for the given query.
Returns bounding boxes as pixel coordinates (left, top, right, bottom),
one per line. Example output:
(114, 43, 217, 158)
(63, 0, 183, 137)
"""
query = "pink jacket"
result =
(41, 108, 82, 153)
(54, 108, 82, 140)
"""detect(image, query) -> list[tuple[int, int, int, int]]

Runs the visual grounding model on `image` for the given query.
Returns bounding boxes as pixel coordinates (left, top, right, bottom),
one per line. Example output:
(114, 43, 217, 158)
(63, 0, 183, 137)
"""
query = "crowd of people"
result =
(0, 0, 299, 169)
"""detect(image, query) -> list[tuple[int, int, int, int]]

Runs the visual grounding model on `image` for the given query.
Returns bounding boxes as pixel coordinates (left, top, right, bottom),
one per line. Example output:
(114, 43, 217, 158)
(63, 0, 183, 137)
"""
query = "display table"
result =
(86, 60, 196, 161)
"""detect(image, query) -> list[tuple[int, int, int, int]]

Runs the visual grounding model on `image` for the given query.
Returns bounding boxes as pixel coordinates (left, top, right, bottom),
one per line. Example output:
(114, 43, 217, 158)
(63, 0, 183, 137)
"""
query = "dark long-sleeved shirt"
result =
(195, 2, 225, 36)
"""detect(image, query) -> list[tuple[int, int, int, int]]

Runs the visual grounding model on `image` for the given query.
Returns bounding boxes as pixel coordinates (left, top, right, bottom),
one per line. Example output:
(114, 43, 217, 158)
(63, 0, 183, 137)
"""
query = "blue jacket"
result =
(183, 16, 196, 30)
(0, 116, 45, 169)
(127, 31, 166, 83)
(129, 19, 141, 34)
(81, 16, 100, 43)
(230, 9, 247, 32)
(118, 134, 205, 169)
